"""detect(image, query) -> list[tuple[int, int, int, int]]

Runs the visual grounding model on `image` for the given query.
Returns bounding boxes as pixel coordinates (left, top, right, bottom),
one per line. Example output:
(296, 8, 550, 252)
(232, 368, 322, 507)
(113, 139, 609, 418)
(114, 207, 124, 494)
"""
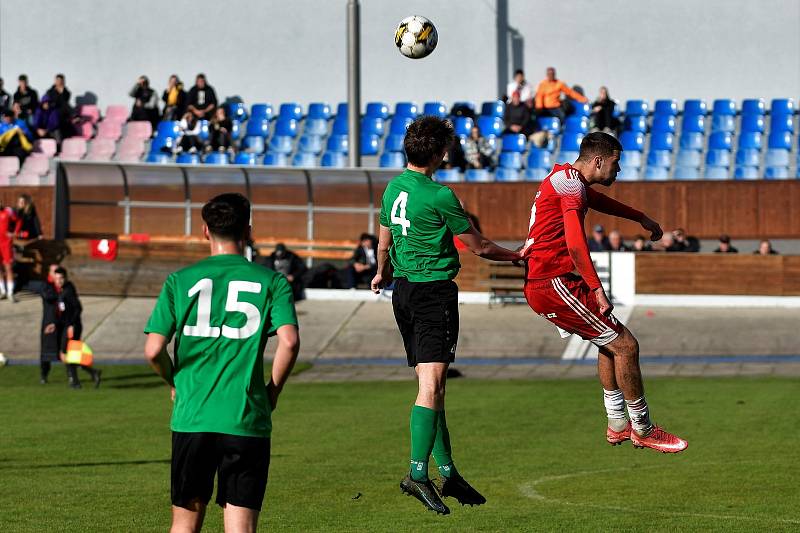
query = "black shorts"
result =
(392, 278, 459, 367)
(171, 432, 271, 511)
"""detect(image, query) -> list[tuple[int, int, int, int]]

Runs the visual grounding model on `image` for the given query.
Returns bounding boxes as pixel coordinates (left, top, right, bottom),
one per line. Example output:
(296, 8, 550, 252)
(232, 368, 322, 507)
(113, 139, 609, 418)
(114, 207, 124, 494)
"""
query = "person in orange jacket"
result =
(534, 67, 588, 123)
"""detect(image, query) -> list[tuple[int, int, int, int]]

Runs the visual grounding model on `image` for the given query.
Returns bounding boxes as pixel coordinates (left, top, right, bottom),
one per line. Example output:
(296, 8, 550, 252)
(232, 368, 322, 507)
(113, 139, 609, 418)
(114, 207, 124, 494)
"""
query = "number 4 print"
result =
(391, 191, 411, 236)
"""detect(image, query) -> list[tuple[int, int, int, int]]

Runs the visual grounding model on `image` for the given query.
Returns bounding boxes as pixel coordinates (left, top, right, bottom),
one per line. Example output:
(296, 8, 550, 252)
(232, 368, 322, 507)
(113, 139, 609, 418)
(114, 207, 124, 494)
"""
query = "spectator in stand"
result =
(45, 74, 71, 117)
(503, 91, 534, 135)
(16, 194, 42, 240)
(0, 110, 33, 162)
(177, 111, 204, 153)
(632, 234, 652, 252)
(608, 230, 631, 251)
(672, 228, 700, 252)
(463, 126, 495, 170)
(588, 224, 610, 251)
(129, 75, 160, 130)
(658, 232, 685, 252)
(441, 137, 467, 172)
(13, 75, 38, 124)
(186, 73, 217, 120)
(33, 94, 66, 143)
(754, 239, 779, 255)
(505, 69, 533, 108)
(713, 234, 738, 253)
(208, 106, 233, 153)
(259, 243, 307, 301)
(10, 103, 33, 140)
(534, 67, 588, 122)
(344, 233, 378, 289)
(161, 74, 187, 121)
(0, 199, 20, 302)
(591, 86, 619, 134)
(0, 78, 10, 111)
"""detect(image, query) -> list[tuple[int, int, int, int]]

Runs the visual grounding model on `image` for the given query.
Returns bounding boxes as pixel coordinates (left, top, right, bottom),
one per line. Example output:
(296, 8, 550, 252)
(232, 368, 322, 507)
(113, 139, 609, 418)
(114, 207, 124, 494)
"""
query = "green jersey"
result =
(144, 254, 298, 438)
(379, 169, 471, 282)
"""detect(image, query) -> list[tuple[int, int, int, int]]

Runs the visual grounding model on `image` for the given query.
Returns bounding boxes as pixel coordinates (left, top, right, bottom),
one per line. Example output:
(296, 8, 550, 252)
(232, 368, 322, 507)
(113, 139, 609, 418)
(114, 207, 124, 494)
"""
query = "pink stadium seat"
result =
(116, 138, 145, 162)
(79, 105, 100, 124)
(97, 120, 122, 140)
(0, 156, 21, 178)
(0, 175, 10, 186)
(34, 139, 58, 158)
(86, 139, 116, 161)
(105, 105, 129, 124)
(125, 121, 153, 140)
(20, 155, 50, 176)
(75, 121, 94, 139)
(59, 138, 87, 160)
(14, 172, 41, 186)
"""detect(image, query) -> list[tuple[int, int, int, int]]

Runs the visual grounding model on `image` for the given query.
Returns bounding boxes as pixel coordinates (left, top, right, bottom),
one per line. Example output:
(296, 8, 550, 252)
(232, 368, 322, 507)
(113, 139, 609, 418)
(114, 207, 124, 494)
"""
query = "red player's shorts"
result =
(0, 239, 13, 265)
(525, 273, 623, 346)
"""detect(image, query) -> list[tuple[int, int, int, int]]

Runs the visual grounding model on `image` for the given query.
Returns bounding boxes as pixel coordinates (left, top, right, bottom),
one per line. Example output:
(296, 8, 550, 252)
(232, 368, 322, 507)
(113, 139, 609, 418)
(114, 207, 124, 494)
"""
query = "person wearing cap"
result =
(713, 234, 738, 253)
(258, 243, 307, 301)
(588, 224, 610, 252)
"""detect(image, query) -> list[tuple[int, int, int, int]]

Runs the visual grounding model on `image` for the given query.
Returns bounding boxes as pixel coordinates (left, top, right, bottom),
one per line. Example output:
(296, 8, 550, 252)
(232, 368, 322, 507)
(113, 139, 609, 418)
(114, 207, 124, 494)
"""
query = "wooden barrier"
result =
(0, 187, 54, 237)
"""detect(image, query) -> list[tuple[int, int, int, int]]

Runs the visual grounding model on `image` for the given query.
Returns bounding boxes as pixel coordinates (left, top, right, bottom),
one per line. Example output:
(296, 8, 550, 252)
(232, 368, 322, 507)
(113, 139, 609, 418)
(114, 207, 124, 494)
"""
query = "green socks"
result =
(409, 405, 458, 481)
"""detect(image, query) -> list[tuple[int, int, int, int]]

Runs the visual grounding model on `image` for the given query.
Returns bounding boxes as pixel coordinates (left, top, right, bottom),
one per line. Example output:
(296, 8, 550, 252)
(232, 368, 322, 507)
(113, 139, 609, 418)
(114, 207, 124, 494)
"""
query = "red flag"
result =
(90, 239, 118, 261)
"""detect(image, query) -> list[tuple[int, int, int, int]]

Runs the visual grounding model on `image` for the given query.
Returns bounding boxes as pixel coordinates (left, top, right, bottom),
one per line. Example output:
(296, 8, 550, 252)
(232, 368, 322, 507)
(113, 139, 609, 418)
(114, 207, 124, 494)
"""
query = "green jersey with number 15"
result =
(144, 254, 298, 438)
(379, 169, 472, 282)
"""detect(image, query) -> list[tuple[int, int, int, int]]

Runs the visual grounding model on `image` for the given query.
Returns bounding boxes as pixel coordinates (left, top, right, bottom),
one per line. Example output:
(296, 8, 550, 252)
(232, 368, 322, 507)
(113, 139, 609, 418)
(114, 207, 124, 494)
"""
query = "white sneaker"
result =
(8, 292, 16, 303)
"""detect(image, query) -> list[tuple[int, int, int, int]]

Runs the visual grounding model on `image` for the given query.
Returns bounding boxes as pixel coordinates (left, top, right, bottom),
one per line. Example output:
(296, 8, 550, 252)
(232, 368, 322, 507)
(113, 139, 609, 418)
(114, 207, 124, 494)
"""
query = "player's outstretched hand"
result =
(170, 387, 176, 402)
(371, 273, 391, 294)
(641, 215, 663, 242)
(594, 287, 613, 316)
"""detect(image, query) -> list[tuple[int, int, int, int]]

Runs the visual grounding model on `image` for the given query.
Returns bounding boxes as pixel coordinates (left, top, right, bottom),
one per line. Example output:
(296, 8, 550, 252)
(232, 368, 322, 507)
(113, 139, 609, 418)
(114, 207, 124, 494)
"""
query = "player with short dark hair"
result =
(144, 192, 300, 532)
(372, 116, 521, 515)
(522, 131, 688, 453)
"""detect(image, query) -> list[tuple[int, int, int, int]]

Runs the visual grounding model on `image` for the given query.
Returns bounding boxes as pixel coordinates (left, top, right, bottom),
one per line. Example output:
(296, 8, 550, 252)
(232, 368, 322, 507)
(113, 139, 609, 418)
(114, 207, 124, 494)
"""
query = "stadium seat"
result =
(465, 168, 492, 182)
(452, 101, 476, 114)
(298, 134, 323, 154)
(654, 99, 678, 116)
(125, 121, 153, 140)
(676, 150, 701, 167)
(365, 102, 389, 120)
(647, 150, 672, 168)
(496, 167, 521, 181)
(197, 120, 210, 142)
(269, 135, 294, 154)
(389, 116, 413, 135)
(20, 154, 50, 176)
(673, 166, 700, 180)
(765, 149, 790, 167)
(501, 134, 526, 153)
(704, 166, 729, 180)
(651, 115, 676, 134)
(227, 102, 247, 122)
(0, 156, 20, 179)
(274, 118, 298, 137)
(435, 168, 462, 183)
(559, 151, 579, 163)
(320, 151, 346, 168)
(712, 99, 736, 117)
(176, 152, 200, 164)
(476, 116, 502, 137)
(499, 152, 522, 169)
(379, 151, 406, 168)
(480, 101, 505, 118)
(564, 116, 589, 134)
(711, 115, 735, 133)
(644, 166, 669, 180)
(483, 135, 498, 153)
(361, 116, 385, 137)
(616, 166, 640, 181)
(770, 98, 795, 117)
(650, 131, 674, 152)
(741, 98, 765, 116)
(560, 132, 583, 153)
(304, 118, 328, 136)
(570, 102, 591, 117)
(524, 167, 550, 180)
(34, 139, 57, 158)
(326, 134, 348, 154)
(683, 99, 707, 117)
(105, 105, 129, 123)
(241, 135, 266, 154)
(679, 132, 704, 151)
(624, 100, 648, 117)
(335, 102, 348, 119)
(527, 148, 552, 169)
(292, 152, 316, 167)
(620, 131, 644, 152)
(204, 152, 229, 165)
(245, 119, 269, 138)
(769, 114, 794, 134)
(234, 152, 258, 165)
(361, 133, 379, 156)
(764, 166, 789, 179)
(60, 138, 87, 160)
(706, 149, 731, 167)
(620, 151, 642, 168)
(307, 103, 331, 120)
(231, 121, 242, 141)
(768, 131, 792, 150)
(708, 131, 732, 151)
(681, 114, 705, 133)
(453, 117, 474, 137)
(156, 121, 181, 139)
(536, 116, 560, 134)
(250, 103, 274, 122)
(734, 166, 759, 179)
(115, 138, 145, 162)
(279, 103, 303, 121)
(149, 135, 174, 154)
(263, 152, 288, 166)
(331, 118, 348, 135)
(735, 149, 760, 167)
(86, 139, 116, 161)
(423, 101, 447, 118)
(79, 104, 100, 125)
(145, 152, 171, 164)
(97, 120, 122, 140)
(740, 114, 765, 133)
(384, 133, 405, 153)
(738, 131, 762, 150)
(394, 102, 418, 118)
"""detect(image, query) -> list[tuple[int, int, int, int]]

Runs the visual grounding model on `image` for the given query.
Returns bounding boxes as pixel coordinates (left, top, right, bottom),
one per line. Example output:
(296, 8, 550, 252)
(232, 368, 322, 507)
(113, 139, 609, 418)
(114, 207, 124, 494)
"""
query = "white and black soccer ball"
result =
(395, 15, 438, 59)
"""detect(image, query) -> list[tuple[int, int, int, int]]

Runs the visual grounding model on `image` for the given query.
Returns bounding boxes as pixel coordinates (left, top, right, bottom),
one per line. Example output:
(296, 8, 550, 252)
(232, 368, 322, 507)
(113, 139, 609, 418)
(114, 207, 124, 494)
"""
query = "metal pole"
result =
(346, 0, 361, 167)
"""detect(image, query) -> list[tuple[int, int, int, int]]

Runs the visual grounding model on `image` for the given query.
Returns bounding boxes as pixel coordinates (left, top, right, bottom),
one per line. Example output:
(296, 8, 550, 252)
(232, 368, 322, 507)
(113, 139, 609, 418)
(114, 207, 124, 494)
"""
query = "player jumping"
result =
(371, 116, 522, 515)
(522, 132, 688, 453)
(144, 193, 300, 532)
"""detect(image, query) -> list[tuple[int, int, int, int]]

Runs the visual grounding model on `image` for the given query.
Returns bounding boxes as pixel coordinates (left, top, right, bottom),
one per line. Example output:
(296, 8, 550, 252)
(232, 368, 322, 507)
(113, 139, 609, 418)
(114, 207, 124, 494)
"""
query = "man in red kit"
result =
(522, 132, 687, 453)
(0, 199, 20, 302)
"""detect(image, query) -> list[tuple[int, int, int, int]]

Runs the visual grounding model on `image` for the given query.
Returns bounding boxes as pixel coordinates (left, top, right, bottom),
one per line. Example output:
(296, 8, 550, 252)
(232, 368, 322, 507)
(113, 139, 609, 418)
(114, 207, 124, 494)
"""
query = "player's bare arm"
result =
(144, 332, 174, 387)
(267, 324, 300, 410)
(456, 224, 522, 262)
(370, 224, 393, 293)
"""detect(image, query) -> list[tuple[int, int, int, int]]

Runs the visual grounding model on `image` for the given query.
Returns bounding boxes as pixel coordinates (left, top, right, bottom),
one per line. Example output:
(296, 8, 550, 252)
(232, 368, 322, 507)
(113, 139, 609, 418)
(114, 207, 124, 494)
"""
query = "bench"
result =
(483, 262, 526, 305)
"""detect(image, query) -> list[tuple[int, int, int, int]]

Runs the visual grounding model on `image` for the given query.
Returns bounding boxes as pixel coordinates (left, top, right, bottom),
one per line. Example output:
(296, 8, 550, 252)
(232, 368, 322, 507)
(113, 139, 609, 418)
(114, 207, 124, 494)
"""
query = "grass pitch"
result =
(0, 364, 798, 532)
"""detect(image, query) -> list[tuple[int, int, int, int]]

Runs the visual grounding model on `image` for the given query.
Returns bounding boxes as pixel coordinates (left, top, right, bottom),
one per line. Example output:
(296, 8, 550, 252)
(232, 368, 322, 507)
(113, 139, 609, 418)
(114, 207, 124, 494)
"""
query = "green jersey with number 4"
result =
(144, 254, 298, 438)
(379, 169, 472, 282)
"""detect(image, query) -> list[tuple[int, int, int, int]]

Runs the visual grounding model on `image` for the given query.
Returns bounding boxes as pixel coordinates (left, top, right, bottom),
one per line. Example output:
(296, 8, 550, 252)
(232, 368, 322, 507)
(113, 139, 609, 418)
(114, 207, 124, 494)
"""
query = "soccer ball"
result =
(0, 353, 6, 367)
(395, 15, 438, 59)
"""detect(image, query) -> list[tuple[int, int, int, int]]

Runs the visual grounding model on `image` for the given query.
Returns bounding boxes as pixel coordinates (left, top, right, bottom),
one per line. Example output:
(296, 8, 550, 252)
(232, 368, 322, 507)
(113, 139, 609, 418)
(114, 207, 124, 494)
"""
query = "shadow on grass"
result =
(0, 458, 170, 470)
(101, 372, 159, 382)
(106, 380, 167, 390)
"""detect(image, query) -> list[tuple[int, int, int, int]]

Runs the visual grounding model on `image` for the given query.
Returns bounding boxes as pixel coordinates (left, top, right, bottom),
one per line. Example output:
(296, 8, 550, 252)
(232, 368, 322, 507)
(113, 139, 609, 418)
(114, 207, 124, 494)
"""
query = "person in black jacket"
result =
(344, 233, 378, 289)
(591, 86, 619, 134)
(13, 75, 38, 124)
(186, 73, 217, 120)
(15, 194, 42, 240)
(129, 75, 160, 130)
(258, 243, 307, 301)
(208, 106, 232, 152)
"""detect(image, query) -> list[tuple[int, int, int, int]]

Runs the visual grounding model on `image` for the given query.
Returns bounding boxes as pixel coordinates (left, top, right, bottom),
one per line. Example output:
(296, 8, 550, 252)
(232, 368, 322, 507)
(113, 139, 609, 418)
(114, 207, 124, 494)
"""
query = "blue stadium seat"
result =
(499, 152, 522, 169)
(560, 132, 583, 152)
(379, 151, 406, 168)
(326, 134, 348, 154)
(524, 167, 550, 180)
(146, 152, 172, 164)
(292, 152, 316, 167)
(673, 166, 700, 180)
(361, 116, 385, 137)
(712, 99, 736, 117)
(676, 150, 701, 167)
(298, 134, 323, 154)
(250, 104, 274, 121)
(149, 136, 174, 154)
(335, 102, 347, 119)
(464, 168, 492, 182)
(654, 99, 678, 116)
(483, 135, 498, 153)
(365, 102, 389, 119)
(361, 133, 379, 156)
(765, 149, 790, 167)
(620, 131, 644, 152)
(679, 132, 704, 151)
(435, 168, 462, 183)
(423, 101, 447, 118)
(452, 101, 476, 114)
(735, 149, 760, 167)
(769, 114, 794, 134)
(263, 152, 288, 166)
(279, 103, 303, 121)
(620, 151, 642, 168)
(307, 103, 331, 120)
(651, 116, 676, 134)
(708, 131, 732, 151)
(570, 102, 591, 117)
(706, 149, 731, 167)
(241, 135, 266, 154)
(647, 150, 672, 168)
(770, 98, 795, 117)
(384, 133, 405, 153)
(501, 133, 526, 153)
(454, 117, 474, 137)
(234, 152, 258, 165)
(304, 118, 328, 136)
(650, 131, 674, 152)
(527, 148, 552, 169)
(331, 118, 348, 135)
(623, 116, 647, 133)
(480, 101, 505, 118)
(734, 166, 759, 179)
(644, 166, 669, 180)
(683, 99, 707, 117)
(269, 135, 293, 154)
(496, 167, 521, 181)
(476, 116, 502, 137)
(681, 114, 705, 133)
(227, 103, 247, 122)
(176, 152, 200, 164)
(741, 114, 765, 133)
(536, 116, 561, 134)
(231, 120, 242, 141)
(204, 152, 229, 165)
(564, 116, 589, 134)
(624, 100, 648, 117)
(274, 118, 298, 137)
(559, 151, 579, 162)
(616, 167, 641, 181)
(389, 116, 413, 135)
(768, 131, 792, 150)
(245, 119, 269, 138)
(741, 98, 765, 116)
(394, 102, 418, 118)
(765, 166, 789, 179)
(704, 166, 729, 180)
(320, 151, 346, 168)
(156, 121, 180, 139)
(738, 131, 762, 150)
(712, 115, 735, 133)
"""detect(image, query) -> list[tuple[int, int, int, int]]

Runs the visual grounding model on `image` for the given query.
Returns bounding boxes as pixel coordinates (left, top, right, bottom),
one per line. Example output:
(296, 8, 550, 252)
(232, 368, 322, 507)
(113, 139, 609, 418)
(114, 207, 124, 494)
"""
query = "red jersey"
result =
(0, 207, 20, 242)
(522, 163, 643, 288)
